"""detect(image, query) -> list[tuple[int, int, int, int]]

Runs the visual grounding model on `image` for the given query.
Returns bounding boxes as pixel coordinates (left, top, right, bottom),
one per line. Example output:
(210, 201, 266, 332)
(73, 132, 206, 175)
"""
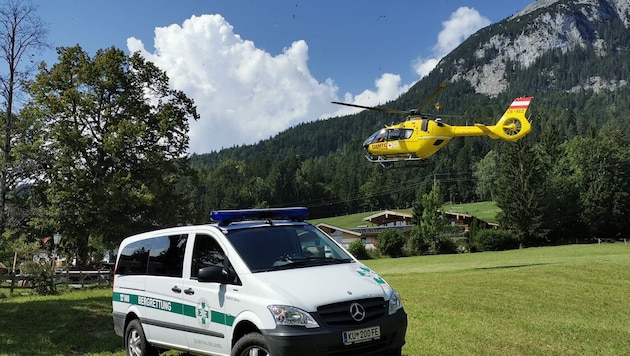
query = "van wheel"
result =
(384, 346, 402, 356)
(125, 319, 158, 356)
(231, 332, 270, 356)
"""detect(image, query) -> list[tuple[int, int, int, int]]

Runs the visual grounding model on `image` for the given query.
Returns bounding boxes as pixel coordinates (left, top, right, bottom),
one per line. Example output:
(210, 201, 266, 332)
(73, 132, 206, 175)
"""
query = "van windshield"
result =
(225, 225, 353, 272)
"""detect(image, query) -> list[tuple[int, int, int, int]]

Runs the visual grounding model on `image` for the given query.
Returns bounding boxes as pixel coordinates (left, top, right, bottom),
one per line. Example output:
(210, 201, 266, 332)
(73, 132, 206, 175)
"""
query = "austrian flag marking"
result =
(509, 97, 533, 109)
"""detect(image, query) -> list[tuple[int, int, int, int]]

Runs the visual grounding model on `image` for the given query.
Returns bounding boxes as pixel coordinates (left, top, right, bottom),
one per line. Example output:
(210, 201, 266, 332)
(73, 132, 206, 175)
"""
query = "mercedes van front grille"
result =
(316, 297, 387, 327)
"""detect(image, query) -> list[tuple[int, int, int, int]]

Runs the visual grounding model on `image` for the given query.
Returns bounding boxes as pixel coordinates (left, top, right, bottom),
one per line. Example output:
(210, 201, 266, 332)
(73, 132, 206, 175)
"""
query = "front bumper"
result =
(263, 308, 407, 356)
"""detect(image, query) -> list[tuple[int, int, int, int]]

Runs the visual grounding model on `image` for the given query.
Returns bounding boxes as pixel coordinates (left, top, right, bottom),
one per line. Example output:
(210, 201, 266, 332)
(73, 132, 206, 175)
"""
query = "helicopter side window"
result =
(388, 129, 402, 141)
(421, 119, 429, 132)
(403, 129, 413, 139)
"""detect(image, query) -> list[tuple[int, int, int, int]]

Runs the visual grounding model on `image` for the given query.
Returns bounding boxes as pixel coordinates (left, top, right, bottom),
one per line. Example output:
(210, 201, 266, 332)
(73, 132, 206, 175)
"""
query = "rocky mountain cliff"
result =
(441, 0, 630, 96)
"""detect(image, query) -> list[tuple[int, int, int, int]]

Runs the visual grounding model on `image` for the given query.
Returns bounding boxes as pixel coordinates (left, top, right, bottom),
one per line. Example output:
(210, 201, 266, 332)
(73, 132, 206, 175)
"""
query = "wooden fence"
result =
(0, 269, 112, 293)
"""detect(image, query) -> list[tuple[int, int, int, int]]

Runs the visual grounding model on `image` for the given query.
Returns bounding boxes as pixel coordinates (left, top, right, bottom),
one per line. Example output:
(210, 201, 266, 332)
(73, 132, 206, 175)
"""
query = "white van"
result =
(112, 207, 407, 356)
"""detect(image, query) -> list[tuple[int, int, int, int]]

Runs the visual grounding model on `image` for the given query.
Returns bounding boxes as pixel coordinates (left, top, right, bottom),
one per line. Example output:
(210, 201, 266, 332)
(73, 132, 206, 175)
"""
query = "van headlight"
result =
(268, 305, 320, 328)
(388, 290, 403, 314)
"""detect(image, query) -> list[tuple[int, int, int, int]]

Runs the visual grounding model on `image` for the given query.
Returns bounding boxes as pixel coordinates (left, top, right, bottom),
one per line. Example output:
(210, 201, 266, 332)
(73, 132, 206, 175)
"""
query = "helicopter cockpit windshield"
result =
(363, 128, 387, 147)
(364, 128, 414, 148)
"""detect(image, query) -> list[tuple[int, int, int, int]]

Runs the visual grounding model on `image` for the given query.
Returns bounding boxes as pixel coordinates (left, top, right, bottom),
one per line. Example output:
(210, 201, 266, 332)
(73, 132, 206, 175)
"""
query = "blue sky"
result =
(35, 0, 534, 154)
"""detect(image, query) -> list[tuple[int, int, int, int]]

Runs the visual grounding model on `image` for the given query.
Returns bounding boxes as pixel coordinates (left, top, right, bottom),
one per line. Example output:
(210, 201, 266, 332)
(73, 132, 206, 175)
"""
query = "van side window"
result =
(191, 234, 226, 278)
(147, 235, 188, 277)
(116, 240, 150, 275)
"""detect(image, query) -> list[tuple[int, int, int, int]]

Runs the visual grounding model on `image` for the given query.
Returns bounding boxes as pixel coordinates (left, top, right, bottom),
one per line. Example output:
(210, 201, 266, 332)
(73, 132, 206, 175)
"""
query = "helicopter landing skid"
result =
(365, 155, 425, 168)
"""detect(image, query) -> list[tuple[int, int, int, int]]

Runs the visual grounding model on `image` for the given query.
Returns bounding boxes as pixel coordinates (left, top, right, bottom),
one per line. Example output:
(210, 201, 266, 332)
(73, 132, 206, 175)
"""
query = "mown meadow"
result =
(0, 243, 627, 355)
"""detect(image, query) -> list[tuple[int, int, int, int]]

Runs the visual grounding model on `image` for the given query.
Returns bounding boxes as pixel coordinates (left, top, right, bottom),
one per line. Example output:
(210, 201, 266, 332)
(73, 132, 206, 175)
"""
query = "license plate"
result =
(342, 326, 380, 345)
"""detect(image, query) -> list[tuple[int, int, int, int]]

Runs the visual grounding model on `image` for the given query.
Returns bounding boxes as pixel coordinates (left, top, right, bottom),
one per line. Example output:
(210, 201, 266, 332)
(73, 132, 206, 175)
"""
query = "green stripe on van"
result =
(113, 292, 235, 327)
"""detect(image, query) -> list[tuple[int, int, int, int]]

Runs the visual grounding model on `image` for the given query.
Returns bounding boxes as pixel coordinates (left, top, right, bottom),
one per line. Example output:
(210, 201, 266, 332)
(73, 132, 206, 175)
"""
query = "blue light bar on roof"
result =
(211, 207, 309, 225)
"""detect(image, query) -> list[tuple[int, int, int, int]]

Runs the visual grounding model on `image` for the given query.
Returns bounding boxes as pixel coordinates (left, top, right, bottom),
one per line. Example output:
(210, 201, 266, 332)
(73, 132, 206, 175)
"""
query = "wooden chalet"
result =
(317, 209, 496, 249)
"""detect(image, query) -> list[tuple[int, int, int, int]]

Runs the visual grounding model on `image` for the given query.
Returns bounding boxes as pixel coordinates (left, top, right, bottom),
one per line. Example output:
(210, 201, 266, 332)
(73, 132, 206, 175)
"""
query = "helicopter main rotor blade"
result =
(414, 82, 447, 114)
(331, 101, 409, 115)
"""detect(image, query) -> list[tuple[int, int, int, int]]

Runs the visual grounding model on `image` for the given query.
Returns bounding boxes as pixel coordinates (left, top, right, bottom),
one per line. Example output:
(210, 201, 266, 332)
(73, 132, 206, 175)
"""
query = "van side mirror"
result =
(197, 266, 225, 283)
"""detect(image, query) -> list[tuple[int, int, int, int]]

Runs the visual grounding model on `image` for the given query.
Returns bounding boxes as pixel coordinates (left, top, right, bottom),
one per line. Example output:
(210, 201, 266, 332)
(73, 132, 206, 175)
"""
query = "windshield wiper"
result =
(274, 254, 352, 267)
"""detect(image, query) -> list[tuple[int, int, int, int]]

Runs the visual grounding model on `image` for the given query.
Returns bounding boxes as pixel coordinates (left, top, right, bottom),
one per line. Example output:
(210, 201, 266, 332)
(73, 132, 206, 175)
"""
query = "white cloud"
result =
(413, 7, 490, 78)
(128, 14, 338, 153)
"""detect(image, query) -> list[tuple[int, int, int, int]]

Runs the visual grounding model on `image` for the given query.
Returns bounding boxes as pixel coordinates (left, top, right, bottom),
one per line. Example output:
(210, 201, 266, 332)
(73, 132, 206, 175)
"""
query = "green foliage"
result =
(471, 229, 521, 252)
(25, 46, 200, 264)
(347, 239, 370, 260)
(545, 128, 630, 240)
(495, 140, 545, 246)
(376, 229, 405, 258)
(417, 183, 451, 254)
(19, 261, 56, 295)
(407, 226, 429, 256)
(433, 236, 459, 255)
(472, 150, 498, 201)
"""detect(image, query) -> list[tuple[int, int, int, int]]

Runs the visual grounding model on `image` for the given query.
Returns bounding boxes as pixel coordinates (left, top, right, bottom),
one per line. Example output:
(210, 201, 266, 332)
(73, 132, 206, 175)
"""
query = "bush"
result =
(407, 227, 429, 255)
(377, 229, 405, 258)
(20, 261, 57, 295)
(452, 236, 470, 253)
(430, 236, 459, 255)
(472, 229, 521, 251)
(348, 240, 370, 260)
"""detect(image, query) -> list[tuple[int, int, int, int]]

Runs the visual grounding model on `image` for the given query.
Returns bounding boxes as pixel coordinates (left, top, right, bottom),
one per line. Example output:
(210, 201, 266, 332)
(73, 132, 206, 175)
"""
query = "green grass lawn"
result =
(1, 243, 628, 355)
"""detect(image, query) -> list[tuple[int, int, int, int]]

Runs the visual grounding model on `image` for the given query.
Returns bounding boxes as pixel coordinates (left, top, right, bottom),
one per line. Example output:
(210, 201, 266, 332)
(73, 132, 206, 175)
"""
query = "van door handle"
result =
(184, 288, 195, 295)
(171, 286, 182, 293)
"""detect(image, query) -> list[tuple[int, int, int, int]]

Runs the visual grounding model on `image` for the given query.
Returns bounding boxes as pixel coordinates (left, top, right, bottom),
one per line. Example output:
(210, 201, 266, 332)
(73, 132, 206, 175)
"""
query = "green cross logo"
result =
(197, 298, 210, 327)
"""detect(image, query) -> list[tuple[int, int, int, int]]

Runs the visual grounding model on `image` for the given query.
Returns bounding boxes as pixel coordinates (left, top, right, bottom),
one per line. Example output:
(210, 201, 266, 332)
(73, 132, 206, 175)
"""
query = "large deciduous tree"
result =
(0, 0, 47, 245)
(26, 46, 199, 264)
(472, 150, 499, 201)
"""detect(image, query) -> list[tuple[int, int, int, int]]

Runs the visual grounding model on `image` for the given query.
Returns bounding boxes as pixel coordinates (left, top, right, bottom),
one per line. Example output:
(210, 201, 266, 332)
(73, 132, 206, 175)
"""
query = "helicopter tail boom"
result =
(450, 97, 533, 141)
(486, 96, 533, 141)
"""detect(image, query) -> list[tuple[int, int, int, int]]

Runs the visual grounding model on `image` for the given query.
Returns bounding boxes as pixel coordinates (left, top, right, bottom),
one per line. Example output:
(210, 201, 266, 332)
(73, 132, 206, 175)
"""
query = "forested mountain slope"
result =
(190, 0, 630, 219)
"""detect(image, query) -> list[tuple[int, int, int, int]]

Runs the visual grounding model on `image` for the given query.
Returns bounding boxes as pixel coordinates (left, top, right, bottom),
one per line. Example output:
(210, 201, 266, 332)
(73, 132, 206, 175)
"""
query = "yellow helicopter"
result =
(332, 83, 533, 166)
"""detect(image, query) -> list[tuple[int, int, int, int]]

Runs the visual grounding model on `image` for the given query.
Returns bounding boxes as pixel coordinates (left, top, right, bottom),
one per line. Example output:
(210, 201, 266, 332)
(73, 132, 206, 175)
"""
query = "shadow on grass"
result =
(0, 291, 122, 355)
(475, 262, 553, 270)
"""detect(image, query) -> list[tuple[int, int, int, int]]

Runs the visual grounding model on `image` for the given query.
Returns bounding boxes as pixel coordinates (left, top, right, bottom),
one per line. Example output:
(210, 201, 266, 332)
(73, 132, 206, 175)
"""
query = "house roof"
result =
(362, 210, 413, 226)
(316, 223, 362, 237)
(444, 211, 473, 219)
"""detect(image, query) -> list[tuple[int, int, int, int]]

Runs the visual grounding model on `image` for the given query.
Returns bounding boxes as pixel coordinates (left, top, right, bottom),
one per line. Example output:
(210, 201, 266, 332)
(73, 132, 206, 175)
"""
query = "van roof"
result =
(210, 207, 308, 227)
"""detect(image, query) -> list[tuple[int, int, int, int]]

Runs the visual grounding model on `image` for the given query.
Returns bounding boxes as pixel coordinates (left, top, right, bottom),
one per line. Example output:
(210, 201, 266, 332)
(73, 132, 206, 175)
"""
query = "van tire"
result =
(125, 319, 158, 356)
(231, 332, 270, 356)
(384, 346, 402, 356)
